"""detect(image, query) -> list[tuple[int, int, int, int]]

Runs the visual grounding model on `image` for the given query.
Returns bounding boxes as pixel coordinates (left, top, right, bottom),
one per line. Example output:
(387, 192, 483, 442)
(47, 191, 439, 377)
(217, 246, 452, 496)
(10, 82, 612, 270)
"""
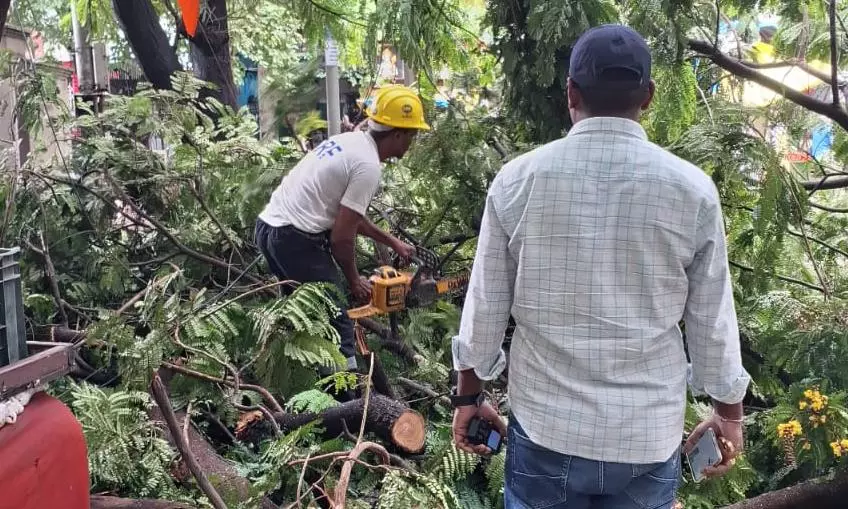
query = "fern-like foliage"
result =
(485, 452, 506, 504)
(250, 282, 341, 348)
(435, 443, 482, 484)
(377, 470, 461, 509)
(285, 389, 340, 414)
(69, 381, 179, 499)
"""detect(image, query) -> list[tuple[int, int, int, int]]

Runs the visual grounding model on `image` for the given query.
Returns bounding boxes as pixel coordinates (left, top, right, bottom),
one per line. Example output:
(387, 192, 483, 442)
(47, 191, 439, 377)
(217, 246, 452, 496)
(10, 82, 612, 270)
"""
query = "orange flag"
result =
(177, 0, 200, 37)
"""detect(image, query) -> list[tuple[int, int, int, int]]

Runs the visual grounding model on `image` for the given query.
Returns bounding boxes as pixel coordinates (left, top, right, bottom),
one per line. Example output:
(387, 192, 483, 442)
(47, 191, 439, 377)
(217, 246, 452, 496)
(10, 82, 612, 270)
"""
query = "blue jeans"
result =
(505, 415, 681, 509)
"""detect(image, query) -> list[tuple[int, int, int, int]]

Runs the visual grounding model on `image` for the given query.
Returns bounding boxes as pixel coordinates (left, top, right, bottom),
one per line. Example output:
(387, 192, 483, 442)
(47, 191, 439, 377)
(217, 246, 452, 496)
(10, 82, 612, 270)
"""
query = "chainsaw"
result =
(347, 245, 470, 320)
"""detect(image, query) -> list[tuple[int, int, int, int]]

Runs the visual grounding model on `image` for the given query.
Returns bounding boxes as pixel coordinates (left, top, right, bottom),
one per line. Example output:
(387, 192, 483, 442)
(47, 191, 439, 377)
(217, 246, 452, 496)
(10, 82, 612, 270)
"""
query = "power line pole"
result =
(324, 33, 341, 136)
(71, 2, 93, 94)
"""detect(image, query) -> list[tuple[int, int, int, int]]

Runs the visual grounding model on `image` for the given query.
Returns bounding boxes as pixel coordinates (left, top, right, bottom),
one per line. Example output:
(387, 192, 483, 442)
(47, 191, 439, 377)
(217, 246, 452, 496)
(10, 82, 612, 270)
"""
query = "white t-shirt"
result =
(259, 131, 382, 233)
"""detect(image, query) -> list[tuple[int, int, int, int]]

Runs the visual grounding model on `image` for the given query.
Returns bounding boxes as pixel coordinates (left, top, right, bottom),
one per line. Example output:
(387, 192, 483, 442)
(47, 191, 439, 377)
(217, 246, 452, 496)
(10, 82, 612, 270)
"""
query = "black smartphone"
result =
(467, 417, 503, 454)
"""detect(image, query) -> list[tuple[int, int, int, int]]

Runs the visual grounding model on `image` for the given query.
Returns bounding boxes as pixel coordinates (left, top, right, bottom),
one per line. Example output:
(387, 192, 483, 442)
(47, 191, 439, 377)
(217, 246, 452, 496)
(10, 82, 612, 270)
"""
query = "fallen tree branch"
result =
(90, 496, 193, 509)
(274, 393, 426, 454)
(103, 172, 268, 289)
(688, 38, 848, 132)
(722, 471, 848, 509)
(334, 441, 392, 508)
(396, 377, 451, 407)
(23, 233, 69, 327)
(150, 373, 229, 509)
(161, 361, 284, 414)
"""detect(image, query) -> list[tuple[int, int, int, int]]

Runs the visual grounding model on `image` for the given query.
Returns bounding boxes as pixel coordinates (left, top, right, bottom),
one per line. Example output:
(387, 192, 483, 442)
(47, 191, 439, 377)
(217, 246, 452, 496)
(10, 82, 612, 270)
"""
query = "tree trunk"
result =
(90, 496, 192, 509)
(111, 0, 182, 91)
(188, 0, 237, 110)
(722, 472, 848, 509)
(0, 0, 11, 39)
(111, 0, 236, 111)
(275, 393, 427, 453)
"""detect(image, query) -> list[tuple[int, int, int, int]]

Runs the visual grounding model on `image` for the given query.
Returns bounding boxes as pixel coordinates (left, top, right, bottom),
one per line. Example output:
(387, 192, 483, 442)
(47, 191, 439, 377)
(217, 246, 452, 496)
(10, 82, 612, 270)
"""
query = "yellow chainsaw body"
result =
(347, 265, 413, 319)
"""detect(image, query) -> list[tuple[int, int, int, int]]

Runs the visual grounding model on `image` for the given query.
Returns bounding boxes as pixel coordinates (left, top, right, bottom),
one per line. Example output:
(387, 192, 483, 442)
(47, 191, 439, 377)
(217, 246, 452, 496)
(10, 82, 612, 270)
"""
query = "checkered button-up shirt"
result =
(452, 117, 751, 464)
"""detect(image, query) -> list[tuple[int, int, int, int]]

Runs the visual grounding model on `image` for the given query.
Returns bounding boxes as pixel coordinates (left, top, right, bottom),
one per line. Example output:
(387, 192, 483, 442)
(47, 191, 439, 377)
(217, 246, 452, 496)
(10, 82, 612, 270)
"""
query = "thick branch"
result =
(90, 496, 192, 509)
(111, 0, 182, 90)
(150, 374, 229, 509)
(801, 175, 848, 191)
(743, 60, 841, 87)
(688, 39, 848, 132)
(722, 471, 848, 509)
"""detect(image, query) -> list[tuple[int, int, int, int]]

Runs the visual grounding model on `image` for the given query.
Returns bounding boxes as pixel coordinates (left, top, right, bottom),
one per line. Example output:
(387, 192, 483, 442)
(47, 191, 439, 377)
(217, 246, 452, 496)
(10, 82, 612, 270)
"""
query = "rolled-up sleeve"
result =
(684, 197, 751, 404)
(452, 179, 515, 380)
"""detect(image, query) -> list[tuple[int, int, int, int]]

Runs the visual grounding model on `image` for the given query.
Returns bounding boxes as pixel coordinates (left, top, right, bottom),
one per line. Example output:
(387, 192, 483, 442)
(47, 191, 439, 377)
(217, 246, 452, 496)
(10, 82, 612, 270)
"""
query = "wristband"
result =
(449, 387, 484, 408)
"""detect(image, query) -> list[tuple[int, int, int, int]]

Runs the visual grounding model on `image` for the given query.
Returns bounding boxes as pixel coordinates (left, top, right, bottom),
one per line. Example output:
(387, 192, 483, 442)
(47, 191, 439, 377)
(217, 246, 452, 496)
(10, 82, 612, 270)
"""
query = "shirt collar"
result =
(566, 116, 648, 140)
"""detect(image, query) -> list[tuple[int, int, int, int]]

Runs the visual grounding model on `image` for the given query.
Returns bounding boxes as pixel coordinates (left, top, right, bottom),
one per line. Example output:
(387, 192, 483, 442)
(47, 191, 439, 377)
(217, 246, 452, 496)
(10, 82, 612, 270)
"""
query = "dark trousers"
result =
(254, 219, 356, 361)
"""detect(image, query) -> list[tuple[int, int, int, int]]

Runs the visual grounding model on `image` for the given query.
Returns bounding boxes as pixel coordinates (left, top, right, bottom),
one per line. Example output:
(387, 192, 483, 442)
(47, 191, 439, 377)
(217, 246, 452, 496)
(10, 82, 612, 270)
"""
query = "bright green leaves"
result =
(645, 61, 698, 146)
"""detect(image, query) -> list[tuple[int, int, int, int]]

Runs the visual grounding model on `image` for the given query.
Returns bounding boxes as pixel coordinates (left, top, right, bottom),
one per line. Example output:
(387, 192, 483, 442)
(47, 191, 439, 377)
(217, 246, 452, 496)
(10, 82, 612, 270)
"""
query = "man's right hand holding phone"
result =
(684, 403, 744, 479)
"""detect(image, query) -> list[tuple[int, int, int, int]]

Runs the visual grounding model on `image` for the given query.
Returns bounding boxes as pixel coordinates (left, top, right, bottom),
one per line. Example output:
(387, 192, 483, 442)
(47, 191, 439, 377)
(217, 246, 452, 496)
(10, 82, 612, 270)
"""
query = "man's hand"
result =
(684, 413, 744, 479)
(392, 240, 416, 266)
(452, 402, 507, 456)
(351, 276, 372, 305)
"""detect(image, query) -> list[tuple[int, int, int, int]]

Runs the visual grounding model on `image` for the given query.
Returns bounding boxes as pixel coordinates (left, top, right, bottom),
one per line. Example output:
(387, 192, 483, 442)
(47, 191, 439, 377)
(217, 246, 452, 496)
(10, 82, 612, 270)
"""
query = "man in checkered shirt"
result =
(448, 25, 751, 509)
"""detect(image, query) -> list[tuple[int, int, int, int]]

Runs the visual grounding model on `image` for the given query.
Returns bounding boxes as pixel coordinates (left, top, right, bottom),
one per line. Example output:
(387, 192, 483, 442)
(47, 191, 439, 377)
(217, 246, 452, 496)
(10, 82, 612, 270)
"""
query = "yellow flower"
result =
(841, 439, 848, 449)
(799, 401, 808, 410)
(805, 389, 815, 399)
(832, 441, 843, 457)
(811, 399, 825, 412)
(778, 420, 803, 438)
(802, 442, 812, 450)
(820, 415, 827, 423)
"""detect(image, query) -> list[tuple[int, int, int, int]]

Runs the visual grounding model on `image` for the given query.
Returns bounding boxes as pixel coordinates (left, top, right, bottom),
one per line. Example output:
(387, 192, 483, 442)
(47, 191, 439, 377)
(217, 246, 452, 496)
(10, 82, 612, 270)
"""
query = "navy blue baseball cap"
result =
(569, 24, 651, 90)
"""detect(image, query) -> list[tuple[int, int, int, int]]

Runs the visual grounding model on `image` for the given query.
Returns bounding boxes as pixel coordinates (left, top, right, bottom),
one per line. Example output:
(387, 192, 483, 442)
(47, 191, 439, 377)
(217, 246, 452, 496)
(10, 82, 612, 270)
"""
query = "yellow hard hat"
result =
(365, 86, 430, 130)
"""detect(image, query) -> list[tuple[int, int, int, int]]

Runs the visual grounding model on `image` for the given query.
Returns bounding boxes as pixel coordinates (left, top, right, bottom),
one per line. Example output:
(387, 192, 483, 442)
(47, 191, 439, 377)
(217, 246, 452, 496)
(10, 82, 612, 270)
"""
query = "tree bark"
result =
(274, 393, 427, 453)
(90, 496, 192, 509)
(111, 0, 236, 111)
(112, 0, 183, 91)
(188, 0, 237, 110)
(688, 38, 848, 133)
(722, 471, 848, 509)
(0, 0, 11, 39)
(149, 373, 251, 502)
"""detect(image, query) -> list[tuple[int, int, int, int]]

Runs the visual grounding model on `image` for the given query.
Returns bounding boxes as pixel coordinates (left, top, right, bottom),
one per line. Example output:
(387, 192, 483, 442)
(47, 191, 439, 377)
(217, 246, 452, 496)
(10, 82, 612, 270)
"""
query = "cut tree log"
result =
(722, 472, 848, 509)
(90, 496, 192, 509)
(274, 393, 426, 453)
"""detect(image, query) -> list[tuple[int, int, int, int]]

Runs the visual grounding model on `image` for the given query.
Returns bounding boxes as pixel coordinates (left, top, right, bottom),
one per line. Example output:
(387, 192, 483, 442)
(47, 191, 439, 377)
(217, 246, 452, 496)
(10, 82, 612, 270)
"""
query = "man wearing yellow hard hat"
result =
(255, 85, 429, 377)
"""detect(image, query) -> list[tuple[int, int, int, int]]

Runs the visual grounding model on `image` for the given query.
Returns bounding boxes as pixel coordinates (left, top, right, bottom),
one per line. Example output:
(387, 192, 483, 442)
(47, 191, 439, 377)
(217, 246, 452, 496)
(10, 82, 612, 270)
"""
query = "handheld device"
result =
(685, 427, 723, 482)
(466, 417, 503, 454)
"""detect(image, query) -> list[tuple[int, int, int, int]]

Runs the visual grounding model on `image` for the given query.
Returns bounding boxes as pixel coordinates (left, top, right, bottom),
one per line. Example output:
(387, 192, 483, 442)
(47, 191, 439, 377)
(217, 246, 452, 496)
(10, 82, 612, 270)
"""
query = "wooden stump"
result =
(276, 393, 426, 453)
